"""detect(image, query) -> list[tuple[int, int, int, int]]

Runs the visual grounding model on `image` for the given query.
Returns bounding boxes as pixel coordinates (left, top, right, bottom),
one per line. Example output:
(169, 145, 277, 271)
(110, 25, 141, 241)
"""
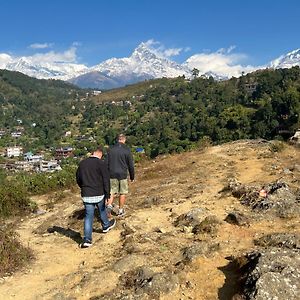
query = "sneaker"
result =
(102, 219, 116, 233)
(80, 241, 92, 248)
(106, 204, 113, 211)
(106, 204, 113, 217)
(117, 209, 126, 217)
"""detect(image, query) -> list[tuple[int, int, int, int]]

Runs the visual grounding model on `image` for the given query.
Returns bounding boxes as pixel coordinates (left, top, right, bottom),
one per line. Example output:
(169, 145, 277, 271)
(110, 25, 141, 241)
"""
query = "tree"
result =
(192, 68, 200, 79)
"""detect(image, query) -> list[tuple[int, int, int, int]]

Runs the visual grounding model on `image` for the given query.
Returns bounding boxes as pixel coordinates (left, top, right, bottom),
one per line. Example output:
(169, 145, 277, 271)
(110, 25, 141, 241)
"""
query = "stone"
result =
(121, 223, 136, 237)
(142, 196, 163, 208)
(122, 266, 178, 298)
(254, 233, 300, 249)
(113, 255, 145, 274)
(226, 179, 300, 218)
(182, 241, 220, 262)
(235, 249, 300, 300)
(192, 215, 220, 234)
(174, 208, 208, 227)
(224, 211, 250, 226)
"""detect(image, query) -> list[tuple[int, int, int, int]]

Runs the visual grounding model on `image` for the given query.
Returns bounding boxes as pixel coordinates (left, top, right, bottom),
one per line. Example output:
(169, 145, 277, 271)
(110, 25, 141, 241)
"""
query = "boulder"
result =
(182, 241, 220, 262)
(122, 266, 179, 298)
(254, 233, 300, 249)
(224, 211, 250, 226)
(173, 208, 208, 227)
(192, 215, 220, 234)
(235, 249, 300, 300)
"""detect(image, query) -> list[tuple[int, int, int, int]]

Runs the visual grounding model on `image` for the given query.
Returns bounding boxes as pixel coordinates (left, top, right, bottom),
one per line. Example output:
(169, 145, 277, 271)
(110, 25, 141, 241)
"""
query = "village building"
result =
(55, 147, 74, 160)
(92, 90, 102, 95)
(14, 161, 34, 172)
(6, 146, 23, 158)
(11, 131, 22, 138)
(65, 131, 72, 137)
(24, 152, 44, 163)
(39, 160, 62, 172)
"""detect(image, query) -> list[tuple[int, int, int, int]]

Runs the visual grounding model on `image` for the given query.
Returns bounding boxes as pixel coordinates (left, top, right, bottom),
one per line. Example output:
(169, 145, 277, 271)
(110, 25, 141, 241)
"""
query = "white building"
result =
(11, 131, 22, 138)
(65, 131, 72, 137)
(6, 147, 23, 158)
(39, 160, 62, 172)
(93, 90, 102, 95)
(24, 152, 44, 163)
(14, 161, 34, 172)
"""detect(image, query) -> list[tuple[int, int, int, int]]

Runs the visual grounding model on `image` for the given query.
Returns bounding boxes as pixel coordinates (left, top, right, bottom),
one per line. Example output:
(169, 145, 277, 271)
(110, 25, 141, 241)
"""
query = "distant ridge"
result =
(1, 43, 300, 89)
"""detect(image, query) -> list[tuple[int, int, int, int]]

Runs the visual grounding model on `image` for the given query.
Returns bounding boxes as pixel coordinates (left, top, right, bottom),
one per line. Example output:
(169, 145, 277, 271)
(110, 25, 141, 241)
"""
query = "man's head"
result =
(92, 145, 104, 159)
(117, 133, 126, 144)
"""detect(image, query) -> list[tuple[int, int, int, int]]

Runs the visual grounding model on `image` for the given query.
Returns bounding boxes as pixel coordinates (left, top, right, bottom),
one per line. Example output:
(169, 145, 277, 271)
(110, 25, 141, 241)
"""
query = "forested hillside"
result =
(0, 70, 83, 147)
(1, 67, 300, 157)
(82, 67, 300, 157)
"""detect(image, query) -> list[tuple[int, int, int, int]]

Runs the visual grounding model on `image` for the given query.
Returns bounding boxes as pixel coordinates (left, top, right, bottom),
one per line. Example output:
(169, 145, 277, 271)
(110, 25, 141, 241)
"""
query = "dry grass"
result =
(0, 225, 33, 277)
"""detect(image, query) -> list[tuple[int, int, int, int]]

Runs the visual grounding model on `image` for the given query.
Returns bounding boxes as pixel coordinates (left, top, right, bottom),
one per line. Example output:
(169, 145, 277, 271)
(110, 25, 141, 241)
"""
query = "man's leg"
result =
(119, 194, 126, 209)
(118, 179, 128, 215)
(106, 194, 114, 206)
(83, 203, 95, 243)
(96, 199, 110, 228)
(106, 179, 119, 217)
(107, 178, 119, 207)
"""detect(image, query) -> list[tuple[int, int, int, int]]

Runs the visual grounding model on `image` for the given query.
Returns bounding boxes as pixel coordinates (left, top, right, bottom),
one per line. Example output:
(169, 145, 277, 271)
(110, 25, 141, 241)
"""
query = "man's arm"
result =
(126, 150, 135, 181)
(76, 166, 82, 187)
(100, 162, 110, 199)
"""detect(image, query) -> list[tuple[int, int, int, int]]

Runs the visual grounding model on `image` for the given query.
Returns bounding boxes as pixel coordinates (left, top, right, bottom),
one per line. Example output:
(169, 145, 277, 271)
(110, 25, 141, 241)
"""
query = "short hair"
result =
(117, 133, 126, 141)
(92, 145, 104, 153)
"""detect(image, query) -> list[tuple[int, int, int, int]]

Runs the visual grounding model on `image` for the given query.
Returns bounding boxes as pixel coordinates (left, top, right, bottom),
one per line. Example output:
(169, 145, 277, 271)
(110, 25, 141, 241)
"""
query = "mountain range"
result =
(1, 43, 300, 89)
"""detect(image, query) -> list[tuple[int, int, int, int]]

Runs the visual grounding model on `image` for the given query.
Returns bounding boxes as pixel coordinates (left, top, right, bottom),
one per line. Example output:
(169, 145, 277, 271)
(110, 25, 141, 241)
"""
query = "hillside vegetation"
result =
(0, 140, 299, 299)
(0, 70, 83, 148)
(1, 67, 300, 156)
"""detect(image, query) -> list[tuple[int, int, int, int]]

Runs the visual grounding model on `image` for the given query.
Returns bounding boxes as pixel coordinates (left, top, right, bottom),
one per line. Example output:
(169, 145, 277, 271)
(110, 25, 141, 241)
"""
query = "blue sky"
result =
(0, 0, 299, 66)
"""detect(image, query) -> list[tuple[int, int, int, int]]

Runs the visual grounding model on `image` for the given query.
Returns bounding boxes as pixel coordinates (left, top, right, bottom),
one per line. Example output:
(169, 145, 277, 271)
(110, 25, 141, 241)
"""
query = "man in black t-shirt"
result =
(76, 145, 116, 248)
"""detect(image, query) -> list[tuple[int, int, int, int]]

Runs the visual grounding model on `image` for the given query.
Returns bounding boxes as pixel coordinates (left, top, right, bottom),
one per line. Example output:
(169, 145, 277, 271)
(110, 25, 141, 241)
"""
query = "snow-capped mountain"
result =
(270, 49, 300, 69)
(91, 42, 190, 79)
(6, 57, 88, 80)
(202, 71, 229, 81)
(69, 42, 190, 88)
(1, 43, 300, 89)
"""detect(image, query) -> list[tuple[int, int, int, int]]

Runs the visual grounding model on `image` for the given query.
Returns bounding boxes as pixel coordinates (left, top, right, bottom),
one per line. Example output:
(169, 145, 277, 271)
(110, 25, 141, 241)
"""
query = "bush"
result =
(196, 136, 212, 150)
(0, 181, 33, 218)
(16, 164, 77, 196)
(269, 140, 286, 153)
(0, 225, 33, 276)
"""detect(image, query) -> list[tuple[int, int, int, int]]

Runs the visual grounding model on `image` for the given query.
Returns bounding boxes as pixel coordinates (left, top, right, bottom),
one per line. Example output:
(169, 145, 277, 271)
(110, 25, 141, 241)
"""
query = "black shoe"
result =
(80, 241, 92, 248)
(102, 219, 116, 233)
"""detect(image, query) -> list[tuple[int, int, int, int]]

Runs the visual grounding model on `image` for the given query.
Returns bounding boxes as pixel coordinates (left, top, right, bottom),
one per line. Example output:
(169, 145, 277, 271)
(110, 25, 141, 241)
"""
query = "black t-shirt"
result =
(108, 143, 135, 180)
(76, 157, 110, 197)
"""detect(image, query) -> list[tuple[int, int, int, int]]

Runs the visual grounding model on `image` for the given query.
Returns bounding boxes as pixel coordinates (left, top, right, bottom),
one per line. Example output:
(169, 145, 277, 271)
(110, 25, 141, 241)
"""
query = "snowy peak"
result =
(6, 57, 88, 80)
(270, 49, 300, 69)
(88, 42, 189, 83)
(2, 43, 300, 89)
(131, 42, 159, 61)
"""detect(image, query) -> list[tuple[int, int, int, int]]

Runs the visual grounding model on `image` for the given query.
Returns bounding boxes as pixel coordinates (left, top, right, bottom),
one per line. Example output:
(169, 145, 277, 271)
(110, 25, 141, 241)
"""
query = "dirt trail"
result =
(0, 140, 299, 300)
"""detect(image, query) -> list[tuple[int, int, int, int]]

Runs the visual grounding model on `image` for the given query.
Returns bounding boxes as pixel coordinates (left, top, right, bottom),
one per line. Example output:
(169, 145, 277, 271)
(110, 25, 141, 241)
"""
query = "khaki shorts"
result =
(110, 178, 129, 195)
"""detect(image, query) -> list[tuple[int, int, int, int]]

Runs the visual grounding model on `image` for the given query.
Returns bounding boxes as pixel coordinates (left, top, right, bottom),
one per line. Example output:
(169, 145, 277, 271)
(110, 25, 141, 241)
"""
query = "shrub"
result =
(0, 225, 33, 276)
(0, 181, 33, 218)
(196, 136, 212, 150)
(269, 140, 286, 153)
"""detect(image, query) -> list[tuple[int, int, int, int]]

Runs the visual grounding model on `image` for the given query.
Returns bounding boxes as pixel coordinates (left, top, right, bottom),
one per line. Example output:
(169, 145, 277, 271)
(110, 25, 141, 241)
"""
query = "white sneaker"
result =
(117, 209, 126, 217)
(80, 241, 92, 248)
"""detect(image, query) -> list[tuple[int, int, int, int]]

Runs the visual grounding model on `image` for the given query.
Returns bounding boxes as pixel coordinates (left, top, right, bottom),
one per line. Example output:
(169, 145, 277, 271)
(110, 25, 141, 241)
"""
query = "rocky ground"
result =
(0, 140, 299, 300)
